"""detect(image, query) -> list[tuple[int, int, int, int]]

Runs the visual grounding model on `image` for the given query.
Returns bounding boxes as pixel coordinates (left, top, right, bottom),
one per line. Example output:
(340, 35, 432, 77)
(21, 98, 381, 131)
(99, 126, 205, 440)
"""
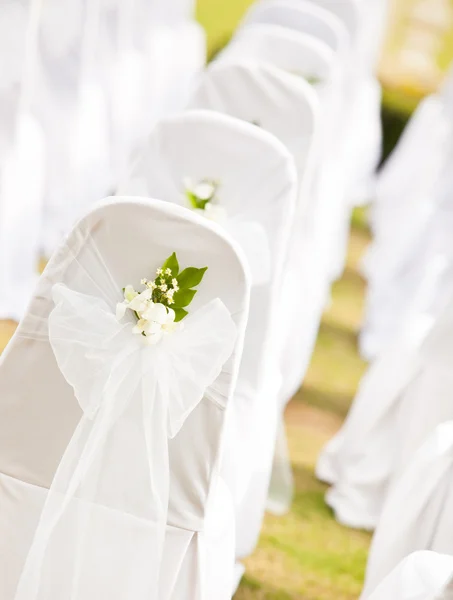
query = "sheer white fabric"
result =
(0, 197, 250, 600)
(365, 551, 453, 600)
(118, 109, 298, 574)
(362, 422, 453, 597)
(0, 0, 47, 320)
(35, 0, 112, 257)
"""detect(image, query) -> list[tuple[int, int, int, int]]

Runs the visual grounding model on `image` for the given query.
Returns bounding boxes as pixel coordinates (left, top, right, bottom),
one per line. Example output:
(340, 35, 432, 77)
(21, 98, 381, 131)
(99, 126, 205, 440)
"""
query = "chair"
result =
(361, 90, 453, 360)
(239, 0, 350, 58)
(118, 109, 298, 582)
(365, 551, 453, 600)
(0, 197, 250, 599)
(362, 422, 453, 597)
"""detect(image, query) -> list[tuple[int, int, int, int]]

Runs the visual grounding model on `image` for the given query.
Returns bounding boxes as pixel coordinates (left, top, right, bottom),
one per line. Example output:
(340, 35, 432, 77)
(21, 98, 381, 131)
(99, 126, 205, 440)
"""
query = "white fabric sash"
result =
(14, 283, 236, 600)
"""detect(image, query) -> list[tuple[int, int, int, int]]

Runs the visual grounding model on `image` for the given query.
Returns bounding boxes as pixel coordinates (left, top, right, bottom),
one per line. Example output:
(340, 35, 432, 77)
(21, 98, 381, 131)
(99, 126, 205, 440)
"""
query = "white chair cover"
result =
(189, 61, 319, 524)
(303, 0, 359, 44)
(118, 110, 298, 572)
(361, 92, 453, 360)
(217, 23, 342, 394)
(0, 0, 46, 320)
(187, 60, 320, 524)
(216, 23, 348, 513)
(239, 0, 350, 58)
(317, 284, 453, 529)
(362, 422, 453, 597)
(365, 551, 453, 600)
(0, 197, 250, 600)
(188, 60, 319, 178)
(301, 0, 382, 205)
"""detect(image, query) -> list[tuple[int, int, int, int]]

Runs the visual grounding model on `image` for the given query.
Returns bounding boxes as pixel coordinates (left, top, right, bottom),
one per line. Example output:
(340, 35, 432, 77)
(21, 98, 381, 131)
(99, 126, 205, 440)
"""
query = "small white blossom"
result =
(194, 180, 216, 201)
(166, 288, 175, 298)
(147, 280, 156, 290)
(156, 268, 163, 276)
(140, 278, 147, 285)
(165, 268, 172, 276)
(116, 285, 147, 320)
(172, 278, 179, 290)
(160, 283, 168, 292)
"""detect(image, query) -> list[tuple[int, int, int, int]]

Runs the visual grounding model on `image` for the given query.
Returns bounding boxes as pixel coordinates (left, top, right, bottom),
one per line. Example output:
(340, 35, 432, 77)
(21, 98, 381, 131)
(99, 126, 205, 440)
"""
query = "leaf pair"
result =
(161, 253, 208, 322)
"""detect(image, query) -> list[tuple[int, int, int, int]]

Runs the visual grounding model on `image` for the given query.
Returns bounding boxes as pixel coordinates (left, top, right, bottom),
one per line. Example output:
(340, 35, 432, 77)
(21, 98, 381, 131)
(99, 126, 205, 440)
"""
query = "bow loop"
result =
(49, 284, 237, 429)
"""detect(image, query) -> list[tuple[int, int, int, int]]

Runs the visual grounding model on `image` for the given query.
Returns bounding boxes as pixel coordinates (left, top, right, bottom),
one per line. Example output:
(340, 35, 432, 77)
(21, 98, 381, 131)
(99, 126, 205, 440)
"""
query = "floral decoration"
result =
(183, 177, 227, 223)
(116, 252, 208, 344)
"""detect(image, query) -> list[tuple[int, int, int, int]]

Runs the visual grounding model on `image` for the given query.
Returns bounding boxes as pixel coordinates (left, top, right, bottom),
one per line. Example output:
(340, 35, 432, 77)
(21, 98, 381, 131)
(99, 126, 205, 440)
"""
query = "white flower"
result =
(165, 268, 172, 276)
(127, 288, 152, 312)
(156, 268, 163, 276)
(135, 303, 179, 344)
(166, 288, 175, 298)
(140, 278, 147, 285)
(159, 283, 168, 292)
(116, 287, 152, 320)
(171, 278, 179, 290)
(193, 180, 216, 200)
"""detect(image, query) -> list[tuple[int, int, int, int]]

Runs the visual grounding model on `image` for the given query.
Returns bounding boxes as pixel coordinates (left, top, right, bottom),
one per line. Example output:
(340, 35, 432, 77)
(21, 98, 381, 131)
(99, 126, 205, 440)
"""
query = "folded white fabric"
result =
(0, 197, 250, 600)
(118, 109, 298, 570)
(365, 551, 453, 600)
(361, 67, 453, 361)
(360, 92, 452, 360)
(362, 422, 453, 597)
(318, 287, 453, 529)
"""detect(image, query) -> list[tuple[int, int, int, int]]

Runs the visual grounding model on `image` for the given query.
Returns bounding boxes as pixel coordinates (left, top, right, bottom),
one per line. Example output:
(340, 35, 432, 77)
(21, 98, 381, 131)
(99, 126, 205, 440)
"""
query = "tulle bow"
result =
(14, 283, 236, 600)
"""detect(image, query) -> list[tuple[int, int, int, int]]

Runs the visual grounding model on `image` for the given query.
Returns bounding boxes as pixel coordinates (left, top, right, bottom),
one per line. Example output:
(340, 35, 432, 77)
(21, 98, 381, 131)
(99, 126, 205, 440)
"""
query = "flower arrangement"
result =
(116, 252, 207, 344)
(183, 177, 227, 223)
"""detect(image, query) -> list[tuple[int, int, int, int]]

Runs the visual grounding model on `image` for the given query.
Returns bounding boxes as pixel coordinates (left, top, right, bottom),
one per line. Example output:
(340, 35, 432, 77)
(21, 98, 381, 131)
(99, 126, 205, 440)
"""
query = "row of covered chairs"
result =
(317, 65, 453, 597)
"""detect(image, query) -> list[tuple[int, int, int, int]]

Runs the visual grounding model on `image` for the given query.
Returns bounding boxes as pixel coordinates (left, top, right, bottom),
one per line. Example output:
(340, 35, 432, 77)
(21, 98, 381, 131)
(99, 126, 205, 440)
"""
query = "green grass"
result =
(197, 0, 256, 58)
(233, 211, 371, 599)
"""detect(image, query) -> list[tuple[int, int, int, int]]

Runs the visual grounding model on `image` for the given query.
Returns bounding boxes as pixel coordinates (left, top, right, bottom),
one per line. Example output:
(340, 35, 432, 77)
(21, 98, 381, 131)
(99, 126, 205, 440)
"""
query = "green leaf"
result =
(162, 252, 179, 276)
(185, 190, 209, 210)
(177, 266, 208, 290)
(173, 307, 188, 322)
(173, 288, 197, 308)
